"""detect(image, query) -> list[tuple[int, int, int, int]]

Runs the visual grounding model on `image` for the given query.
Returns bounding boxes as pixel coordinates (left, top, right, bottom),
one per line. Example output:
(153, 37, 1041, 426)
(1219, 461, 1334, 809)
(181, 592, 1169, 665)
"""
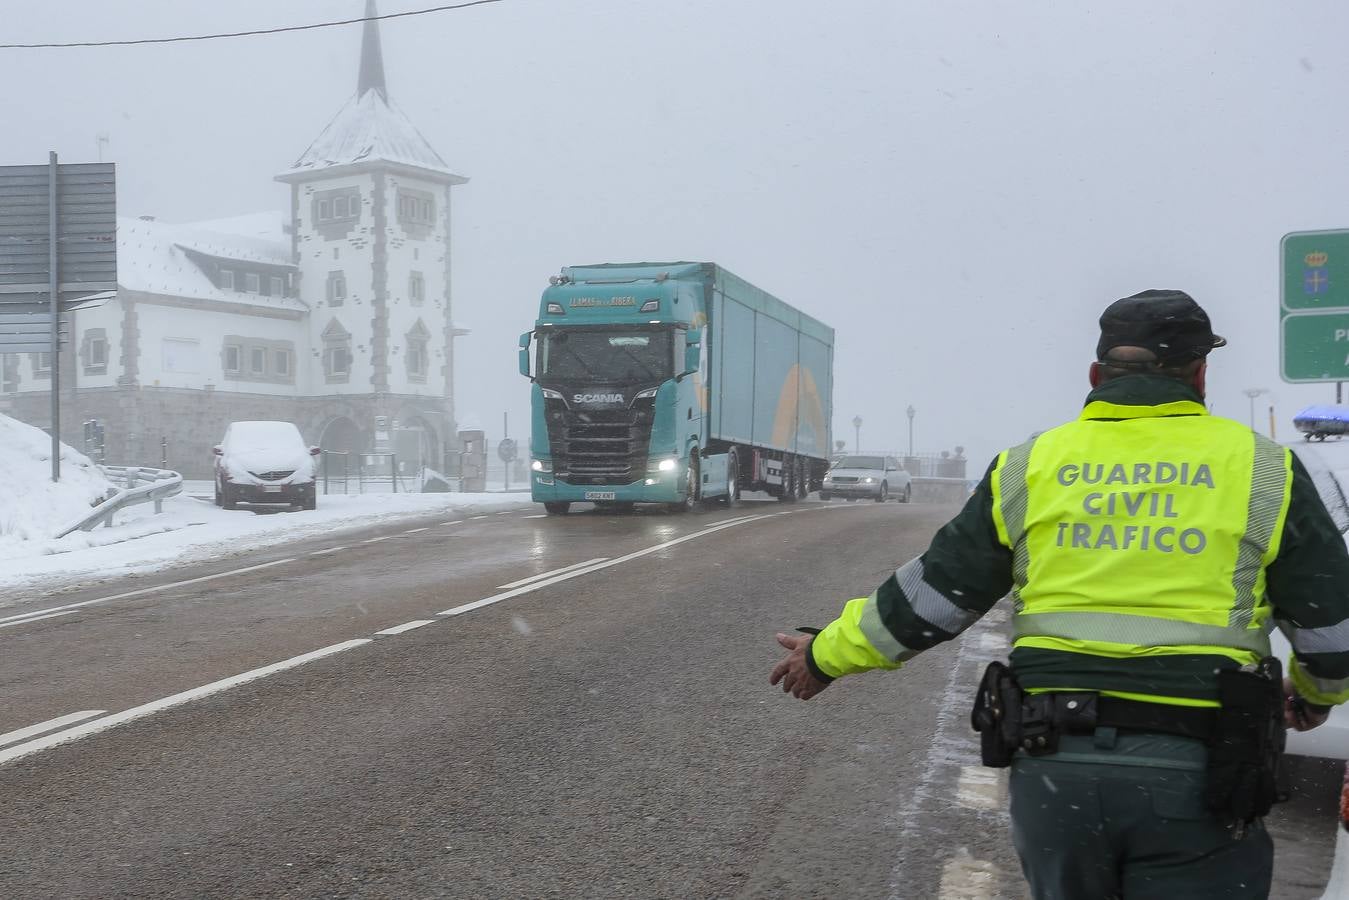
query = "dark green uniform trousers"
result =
(1008, 730, 1273, 899)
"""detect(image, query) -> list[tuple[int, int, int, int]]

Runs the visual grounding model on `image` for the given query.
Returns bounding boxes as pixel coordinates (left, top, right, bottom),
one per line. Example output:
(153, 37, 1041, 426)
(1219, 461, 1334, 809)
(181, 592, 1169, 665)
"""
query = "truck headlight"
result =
(658, 458, 678, 472)
(634, 387, 659, 400)
(531, 459, 552, 473)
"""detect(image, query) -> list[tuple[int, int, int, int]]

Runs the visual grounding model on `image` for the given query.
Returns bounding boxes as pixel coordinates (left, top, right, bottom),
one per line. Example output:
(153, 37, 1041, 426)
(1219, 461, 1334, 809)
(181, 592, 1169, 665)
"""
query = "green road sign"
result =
(1280, 230, 1349, 383)
(1282, 230, 1349, 311)
(1281, 312, 1349, 382)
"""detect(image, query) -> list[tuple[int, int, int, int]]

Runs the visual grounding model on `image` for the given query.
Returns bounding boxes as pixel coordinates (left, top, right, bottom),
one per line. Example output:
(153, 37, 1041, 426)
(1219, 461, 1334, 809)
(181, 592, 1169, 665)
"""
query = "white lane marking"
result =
(309, 546, 346, 556)
(0, 710, 105, 748)
(496, 558, 610, 590)
(0, 558, 297, 628)
(470, 515, 490, 520)
(495, 511, 512, 516)
(402, 527, 429, 534)
(0, 639, 371, 767)
(440, 520, 464, 527)
(439, 515, 769, 617)
(955, 765, 1005, 811)
(937, 849, 998, 900)
(374, 620, 434, 636)
(0, 610, 74, 631)
(522, 515, 547, 519)
(361, 535, 393, 544)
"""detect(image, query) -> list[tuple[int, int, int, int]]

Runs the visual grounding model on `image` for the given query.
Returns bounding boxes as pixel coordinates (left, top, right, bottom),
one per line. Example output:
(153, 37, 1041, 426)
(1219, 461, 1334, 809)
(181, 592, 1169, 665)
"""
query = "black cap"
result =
(1096, 290, 1226, 365)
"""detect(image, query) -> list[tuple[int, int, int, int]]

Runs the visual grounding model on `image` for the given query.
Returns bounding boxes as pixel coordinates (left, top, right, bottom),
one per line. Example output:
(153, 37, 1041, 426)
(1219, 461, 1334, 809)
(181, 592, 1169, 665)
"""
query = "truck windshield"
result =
(834, 456, 884, 470)
(537, 328, 674, 382)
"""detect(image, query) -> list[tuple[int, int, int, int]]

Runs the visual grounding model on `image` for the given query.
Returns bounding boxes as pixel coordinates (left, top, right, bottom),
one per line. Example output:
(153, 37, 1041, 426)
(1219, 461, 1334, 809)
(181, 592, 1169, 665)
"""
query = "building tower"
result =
(276, 0, 466, 468)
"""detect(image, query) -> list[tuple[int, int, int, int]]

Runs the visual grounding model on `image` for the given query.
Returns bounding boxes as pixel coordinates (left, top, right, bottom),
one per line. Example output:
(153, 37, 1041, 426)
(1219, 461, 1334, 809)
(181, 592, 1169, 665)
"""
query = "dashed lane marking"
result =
(937, 849, 999, 900)
(0, 558, 297, 630)
(309, 546, 346, 556)
(496, 558, 609, 590)
(976, 631, 1008, 653)
(439, 520, 464, 527)
(402, 527, 429, 534)
(0, 640, 371, 767)
(374, 620, 435, 636)
(955, 765, 1005, 811)
(470, 515, 490, 520)
(522, 515, 547, 519)
(0, 710, 105, 749)
(361, 535, 394, 544)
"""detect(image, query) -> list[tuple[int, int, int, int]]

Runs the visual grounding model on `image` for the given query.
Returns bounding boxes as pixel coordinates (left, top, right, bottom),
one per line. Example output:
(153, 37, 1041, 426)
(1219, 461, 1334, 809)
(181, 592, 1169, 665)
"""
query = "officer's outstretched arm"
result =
(808, 461, 1015, 681)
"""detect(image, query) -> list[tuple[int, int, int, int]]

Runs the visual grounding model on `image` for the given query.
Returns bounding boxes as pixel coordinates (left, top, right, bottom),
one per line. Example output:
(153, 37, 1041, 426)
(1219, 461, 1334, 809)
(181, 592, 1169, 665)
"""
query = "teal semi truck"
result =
(518, 262, 834, 514)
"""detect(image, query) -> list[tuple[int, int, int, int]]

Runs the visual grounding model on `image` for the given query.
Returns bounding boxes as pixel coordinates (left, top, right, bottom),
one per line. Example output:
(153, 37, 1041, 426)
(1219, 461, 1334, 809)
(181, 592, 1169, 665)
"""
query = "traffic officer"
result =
(771, 290, 1349, 899)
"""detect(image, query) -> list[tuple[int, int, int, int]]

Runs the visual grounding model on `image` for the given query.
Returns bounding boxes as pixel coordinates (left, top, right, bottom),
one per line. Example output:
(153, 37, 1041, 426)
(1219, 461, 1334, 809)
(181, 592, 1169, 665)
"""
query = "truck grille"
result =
(545, 397, 654, 485)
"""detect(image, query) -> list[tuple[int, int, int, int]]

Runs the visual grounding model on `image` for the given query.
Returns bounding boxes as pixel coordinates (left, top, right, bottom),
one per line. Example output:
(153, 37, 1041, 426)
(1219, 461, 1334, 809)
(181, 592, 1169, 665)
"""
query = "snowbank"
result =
(0, 489, 530, 602)
(0, 413, 114, 544)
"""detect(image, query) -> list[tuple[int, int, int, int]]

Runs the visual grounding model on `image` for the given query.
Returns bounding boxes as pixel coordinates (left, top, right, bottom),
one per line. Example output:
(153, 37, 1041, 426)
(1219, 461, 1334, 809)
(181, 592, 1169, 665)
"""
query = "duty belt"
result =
(1027, 691, 1217, 744)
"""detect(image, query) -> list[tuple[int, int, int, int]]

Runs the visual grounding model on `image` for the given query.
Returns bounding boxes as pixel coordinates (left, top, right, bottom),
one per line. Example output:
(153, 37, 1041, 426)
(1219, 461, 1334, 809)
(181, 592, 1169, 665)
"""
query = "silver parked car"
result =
(820, 454, 913, 503)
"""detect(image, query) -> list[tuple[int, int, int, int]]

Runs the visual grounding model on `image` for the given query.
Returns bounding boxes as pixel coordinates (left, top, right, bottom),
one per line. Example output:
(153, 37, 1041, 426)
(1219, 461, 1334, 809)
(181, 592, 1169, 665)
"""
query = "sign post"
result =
(1281, 230, 1349, 384)
(0, 155, 116, 480)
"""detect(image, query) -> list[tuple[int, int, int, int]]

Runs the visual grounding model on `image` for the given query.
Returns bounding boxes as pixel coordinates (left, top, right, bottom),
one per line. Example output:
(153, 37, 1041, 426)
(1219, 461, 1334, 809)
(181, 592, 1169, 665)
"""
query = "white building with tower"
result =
(0, 1, 467, 479)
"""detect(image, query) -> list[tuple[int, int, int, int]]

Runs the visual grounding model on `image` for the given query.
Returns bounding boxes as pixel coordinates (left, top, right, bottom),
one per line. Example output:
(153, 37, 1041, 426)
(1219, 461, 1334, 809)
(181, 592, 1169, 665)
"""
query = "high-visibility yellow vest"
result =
(991, 397, 1293, 706)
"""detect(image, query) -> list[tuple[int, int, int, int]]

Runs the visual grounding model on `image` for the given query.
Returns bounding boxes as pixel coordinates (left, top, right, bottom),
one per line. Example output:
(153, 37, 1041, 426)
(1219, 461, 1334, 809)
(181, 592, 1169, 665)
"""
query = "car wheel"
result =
(899, 482, 912, 503)
(544, 502, 571, 516)
(301, 485, 317, 511)
(819, 491, 832, 501)
(876, 482, 888, 503)
(221, 483, 239, 510)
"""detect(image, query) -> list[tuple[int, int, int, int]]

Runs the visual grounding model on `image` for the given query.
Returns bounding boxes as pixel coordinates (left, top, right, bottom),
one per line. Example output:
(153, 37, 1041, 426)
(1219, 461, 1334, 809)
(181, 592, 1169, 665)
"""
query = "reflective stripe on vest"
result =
(991, 403, 1292, 664)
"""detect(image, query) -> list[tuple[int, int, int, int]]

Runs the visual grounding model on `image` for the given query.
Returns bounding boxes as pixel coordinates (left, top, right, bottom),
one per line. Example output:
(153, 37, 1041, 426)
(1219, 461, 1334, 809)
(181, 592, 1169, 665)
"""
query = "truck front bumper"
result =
(531, 473, 684, 504)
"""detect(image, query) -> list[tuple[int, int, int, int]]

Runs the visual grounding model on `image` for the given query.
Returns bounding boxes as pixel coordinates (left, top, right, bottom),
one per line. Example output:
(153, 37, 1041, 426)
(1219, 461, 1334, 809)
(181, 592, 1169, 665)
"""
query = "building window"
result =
(327, 270, 347, 306)
(162, 339, 200, 374)
(322, 319, 352, 384)
(83, 328, 109, 375)
(244, 272, 260, 294)
(224, 344, 241, 374)
(31, 351, 51, 379)
(273, 349, 290, 377)
(409, 271, 425, 306)
(405, 319, 430, 383)
(2, 354, 18, 392)
(315, 189, 361, 224)
(250, 346, 266, 375)
(397, 189, 436, 228)
(220, 269, 235, 291)
(270, 275, 285, 298)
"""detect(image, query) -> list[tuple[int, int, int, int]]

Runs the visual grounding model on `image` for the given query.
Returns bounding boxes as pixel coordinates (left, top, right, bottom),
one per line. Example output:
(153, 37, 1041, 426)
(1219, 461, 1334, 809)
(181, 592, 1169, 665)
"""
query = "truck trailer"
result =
(518, 262, 834, 514)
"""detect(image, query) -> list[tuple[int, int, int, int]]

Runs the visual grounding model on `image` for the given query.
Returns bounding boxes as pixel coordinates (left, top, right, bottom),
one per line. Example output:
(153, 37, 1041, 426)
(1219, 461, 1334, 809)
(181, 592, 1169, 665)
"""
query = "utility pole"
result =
(852, 416, 862, 454)
(906, 405, 916, 457)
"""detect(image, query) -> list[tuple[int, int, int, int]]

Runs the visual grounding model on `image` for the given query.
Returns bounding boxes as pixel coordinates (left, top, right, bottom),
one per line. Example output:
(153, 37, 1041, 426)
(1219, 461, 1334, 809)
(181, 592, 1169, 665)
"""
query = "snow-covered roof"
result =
(117, 215, 305, 312)
(278, 89, 462, 183)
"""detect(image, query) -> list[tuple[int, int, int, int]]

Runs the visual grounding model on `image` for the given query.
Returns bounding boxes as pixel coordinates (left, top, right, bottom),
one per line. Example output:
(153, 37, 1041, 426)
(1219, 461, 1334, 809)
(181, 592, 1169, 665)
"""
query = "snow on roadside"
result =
(0, 491, 531, 605)
(0, 413, 115, 543)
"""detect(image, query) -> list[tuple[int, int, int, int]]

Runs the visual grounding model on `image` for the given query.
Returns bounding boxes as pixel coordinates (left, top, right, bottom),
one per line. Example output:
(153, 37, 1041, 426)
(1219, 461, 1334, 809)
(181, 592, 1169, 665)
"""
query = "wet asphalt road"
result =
(0, 498, 1340, 899)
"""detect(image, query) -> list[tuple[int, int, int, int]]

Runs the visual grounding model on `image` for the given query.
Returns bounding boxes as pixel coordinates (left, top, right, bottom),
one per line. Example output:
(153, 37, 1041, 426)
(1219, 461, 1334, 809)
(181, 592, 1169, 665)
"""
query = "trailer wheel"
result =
(796, 459, 810, 500)
(544, 502, 571, 516)
(777, 456, 797, 503)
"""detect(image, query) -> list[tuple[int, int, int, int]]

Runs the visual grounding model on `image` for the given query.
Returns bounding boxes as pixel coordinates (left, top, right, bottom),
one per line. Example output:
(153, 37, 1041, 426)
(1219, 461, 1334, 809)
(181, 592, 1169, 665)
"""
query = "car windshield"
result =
(225, 421, 305, 453)
(537, 328, 675, 382)
(834, 456, 885, 470)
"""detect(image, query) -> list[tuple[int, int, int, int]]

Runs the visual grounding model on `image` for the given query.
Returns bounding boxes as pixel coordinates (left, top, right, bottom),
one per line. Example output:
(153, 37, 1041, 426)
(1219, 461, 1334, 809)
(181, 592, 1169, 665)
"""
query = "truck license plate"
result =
(584, 492, 616, 501)
(263, 485, 283, 493)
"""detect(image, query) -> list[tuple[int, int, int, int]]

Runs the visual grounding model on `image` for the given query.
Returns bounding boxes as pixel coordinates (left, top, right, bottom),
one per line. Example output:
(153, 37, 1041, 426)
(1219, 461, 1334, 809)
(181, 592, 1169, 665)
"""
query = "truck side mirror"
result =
(677, 331, 701, 381)
(518, 331, 532, 379)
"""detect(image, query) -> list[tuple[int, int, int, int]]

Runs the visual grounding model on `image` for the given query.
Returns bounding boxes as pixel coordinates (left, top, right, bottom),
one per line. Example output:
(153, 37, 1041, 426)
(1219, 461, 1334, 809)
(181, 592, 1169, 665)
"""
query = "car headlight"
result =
(531, 459, 552, 473)
(862, 477, 875, 484)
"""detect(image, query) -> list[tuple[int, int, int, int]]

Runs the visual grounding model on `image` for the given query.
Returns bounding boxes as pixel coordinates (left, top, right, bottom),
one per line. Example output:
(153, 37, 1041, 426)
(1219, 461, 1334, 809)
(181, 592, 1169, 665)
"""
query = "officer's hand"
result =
(769, 632, 829, 701)
(1284, 678, 1332, 732)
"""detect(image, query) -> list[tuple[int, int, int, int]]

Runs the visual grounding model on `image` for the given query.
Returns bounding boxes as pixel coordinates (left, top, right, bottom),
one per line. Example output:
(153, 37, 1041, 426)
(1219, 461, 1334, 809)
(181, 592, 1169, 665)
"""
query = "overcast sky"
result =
(2, 0, 1345, 470)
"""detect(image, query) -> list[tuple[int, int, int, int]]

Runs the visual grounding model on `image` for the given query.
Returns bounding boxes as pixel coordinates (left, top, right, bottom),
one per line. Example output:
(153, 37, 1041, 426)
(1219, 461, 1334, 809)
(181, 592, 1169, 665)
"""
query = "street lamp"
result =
(852, 415, 863, 453)
(1243, 388, 1269, 433)
(906, 405, 916, 457)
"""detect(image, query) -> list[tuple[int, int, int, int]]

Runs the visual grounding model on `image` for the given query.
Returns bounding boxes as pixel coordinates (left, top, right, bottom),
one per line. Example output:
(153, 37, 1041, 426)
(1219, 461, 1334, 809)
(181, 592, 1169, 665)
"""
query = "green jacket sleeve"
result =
(809, 460, 1013, 679)
(1268, 452, 1349, 705)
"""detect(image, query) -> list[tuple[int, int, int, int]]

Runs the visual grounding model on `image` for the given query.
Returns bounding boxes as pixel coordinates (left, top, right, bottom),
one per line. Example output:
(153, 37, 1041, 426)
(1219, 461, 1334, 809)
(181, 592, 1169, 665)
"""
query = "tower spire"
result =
(357, 0, 387, 99)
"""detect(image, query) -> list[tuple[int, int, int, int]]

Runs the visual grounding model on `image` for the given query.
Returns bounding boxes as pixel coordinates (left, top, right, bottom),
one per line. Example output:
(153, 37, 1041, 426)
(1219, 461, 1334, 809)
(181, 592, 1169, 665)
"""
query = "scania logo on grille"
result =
(572, 393, 625, 405)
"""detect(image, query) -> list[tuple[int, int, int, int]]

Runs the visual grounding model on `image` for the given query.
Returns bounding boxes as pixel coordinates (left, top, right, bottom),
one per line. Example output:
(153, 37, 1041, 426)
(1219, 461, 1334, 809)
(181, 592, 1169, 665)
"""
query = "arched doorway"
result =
(319, 416, 364, 454)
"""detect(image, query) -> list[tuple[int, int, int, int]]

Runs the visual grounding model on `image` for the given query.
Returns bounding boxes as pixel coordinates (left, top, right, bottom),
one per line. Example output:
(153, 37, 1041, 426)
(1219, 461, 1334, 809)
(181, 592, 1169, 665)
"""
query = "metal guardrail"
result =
(55, 465, 184, 538)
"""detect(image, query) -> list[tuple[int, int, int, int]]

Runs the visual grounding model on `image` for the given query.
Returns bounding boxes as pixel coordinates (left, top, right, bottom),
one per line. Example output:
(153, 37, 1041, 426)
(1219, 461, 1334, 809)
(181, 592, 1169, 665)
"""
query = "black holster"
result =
(1202, 657, 1289, 828)
(971, 662, 1098, 767)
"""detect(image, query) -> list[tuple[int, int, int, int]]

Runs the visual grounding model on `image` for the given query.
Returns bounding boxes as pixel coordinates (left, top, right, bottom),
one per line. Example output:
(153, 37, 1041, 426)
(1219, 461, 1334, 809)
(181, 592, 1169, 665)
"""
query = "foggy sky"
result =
(2, 1, 1344, 472)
